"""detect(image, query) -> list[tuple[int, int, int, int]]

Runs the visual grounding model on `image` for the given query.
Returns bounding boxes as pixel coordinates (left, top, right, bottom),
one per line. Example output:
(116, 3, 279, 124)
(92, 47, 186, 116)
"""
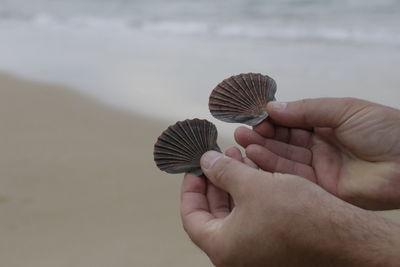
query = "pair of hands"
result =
(181, 98, 400, 266)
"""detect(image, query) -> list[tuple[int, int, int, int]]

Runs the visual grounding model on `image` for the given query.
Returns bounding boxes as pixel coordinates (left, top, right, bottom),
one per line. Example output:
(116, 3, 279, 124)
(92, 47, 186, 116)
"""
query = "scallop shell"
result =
(154, 119, 221, 175)
(209, 73, 277, 126)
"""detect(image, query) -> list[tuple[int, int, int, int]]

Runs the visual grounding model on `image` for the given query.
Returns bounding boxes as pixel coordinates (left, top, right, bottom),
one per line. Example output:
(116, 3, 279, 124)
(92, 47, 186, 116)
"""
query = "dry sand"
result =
(0, 73, 213, 267)
(0, 73, 399, 267)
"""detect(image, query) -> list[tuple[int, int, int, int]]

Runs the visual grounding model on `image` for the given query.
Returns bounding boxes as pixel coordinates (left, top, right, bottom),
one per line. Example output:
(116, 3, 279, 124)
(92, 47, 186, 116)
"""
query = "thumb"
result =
(267, 97, 371, 129)
(200, 150, 260, 198)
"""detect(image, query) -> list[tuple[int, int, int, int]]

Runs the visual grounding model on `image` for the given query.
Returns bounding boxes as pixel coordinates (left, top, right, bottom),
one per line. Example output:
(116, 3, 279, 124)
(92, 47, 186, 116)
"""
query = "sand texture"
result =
(0, 73, 212, 267)
(0, 73, 399, 267)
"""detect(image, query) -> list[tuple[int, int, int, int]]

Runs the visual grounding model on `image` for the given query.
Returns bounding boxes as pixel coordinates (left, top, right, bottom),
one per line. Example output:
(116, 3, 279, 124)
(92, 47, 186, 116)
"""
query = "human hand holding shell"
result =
(153, 74, 400, 266)
(235, 98, 400, 210)
(153, 73, 275, 175)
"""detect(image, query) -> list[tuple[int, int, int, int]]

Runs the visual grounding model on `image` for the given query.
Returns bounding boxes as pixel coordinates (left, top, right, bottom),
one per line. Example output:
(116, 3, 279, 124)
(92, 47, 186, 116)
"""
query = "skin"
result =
(181, 150, 400, 266)
(235, 98, 400, 210)
(180, 98, 400, 266)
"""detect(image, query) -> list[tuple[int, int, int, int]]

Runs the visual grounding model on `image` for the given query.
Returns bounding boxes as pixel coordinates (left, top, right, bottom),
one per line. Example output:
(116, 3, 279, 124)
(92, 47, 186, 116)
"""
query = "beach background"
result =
(1, 0, 400, 266)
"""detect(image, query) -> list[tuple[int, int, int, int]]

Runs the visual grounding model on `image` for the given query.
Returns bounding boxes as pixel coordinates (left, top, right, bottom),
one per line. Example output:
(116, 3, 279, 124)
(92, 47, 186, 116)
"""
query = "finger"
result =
(267, 98, 371, 129)
(252, 120, 275, 138)
(206, 180, 230, 218)
(246, 144, 317, 182)
(274, 126, 290, 143)
(181, 174, 215, 247)
(273, 126, 313, 148)
(205, 147, 242, 217)
(224, 146, 244, 209)
(225, 146, 244, 162)
(225, 137, 258, 170)
(200, 151, 262, 199)
(263, 139, 313, 165)
(235, 126, 265, 148)
(314, 127, 342, 147)
(244, 157, 258, 169)
(287, 128, 313, 148)
(235, 127, 313, 164)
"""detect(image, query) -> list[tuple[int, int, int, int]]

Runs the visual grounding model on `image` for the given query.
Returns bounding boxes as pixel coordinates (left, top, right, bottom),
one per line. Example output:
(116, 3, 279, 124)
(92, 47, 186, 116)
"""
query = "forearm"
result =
(333, 209, 400, 267)
(297, 202, 400, 267)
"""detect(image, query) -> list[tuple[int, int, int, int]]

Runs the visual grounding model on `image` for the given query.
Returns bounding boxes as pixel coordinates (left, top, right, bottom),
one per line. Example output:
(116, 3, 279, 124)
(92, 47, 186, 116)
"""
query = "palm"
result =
(235, 118, 400, 210)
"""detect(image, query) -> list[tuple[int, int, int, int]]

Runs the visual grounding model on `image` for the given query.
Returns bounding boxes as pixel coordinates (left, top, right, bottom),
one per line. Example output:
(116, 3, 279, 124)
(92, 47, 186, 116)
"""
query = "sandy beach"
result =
(1, 72, 399, 267)
(0, 73, 215, 267)
(1, 1, 400, 265)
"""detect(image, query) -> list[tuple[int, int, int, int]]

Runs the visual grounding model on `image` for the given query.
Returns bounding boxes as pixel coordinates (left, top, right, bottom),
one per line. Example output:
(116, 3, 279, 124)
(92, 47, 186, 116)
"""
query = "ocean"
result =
(2, 0, 400, 45)
(0, 0, 399, 135)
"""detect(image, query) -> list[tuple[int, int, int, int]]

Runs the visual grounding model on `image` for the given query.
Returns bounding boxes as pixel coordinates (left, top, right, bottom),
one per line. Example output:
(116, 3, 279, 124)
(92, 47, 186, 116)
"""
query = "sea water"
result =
(0, 0, 399, 136)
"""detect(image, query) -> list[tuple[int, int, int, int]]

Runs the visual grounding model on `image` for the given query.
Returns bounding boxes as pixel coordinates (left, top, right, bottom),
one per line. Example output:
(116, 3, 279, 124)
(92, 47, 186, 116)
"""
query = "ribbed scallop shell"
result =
(154, 119, 221, 175)
(209, 73, 277, 126)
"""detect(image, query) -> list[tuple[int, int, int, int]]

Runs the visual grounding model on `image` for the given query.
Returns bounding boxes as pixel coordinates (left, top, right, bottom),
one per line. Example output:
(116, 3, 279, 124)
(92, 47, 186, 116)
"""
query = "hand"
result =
(181, 151, 400, 267)
(235, 98, 400, 210)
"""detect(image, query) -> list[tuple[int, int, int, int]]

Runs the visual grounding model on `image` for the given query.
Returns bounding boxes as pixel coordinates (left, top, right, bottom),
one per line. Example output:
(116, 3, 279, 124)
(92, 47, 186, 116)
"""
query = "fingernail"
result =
(269, 101, 287, 111)
(201, 151, 223, 169)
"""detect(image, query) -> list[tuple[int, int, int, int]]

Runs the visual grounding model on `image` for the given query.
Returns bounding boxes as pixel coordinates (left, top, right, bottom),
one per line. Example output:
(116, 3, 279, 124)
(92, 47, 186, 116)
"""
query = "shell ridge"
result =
(268, 79, 277, 98)
(252, 73, 267, 109)
(181, 120, 205, 157)
(182, 120, 202, 153)
(223, 78, 255, 108)
(209, 95, 252, 113)
(169, 123, 200, 158)
(154, 149, 194, 161)
(177, 121, 201, 153)
(154, 142, 196, 162)
(192, 120, 204, 153)
(240, 73, 259, 108)
(191, 119, 208, 153)
(206, 121, 216, 148)
(209, 99, 251, 112)
(156, 158, 195, 165)
(209, 73, 277, 126)
(257, 75, 266, 108)
(161, 128, 196, 157)
(200, 120, 209, 152)
(228, 76, 256, 108)
(158, 131, 188, 150)
(191, 119, 207, 154)
(238, 73, 260, 107)
(266, 77, 274, 100)
(249, 75, 260, 105)
(260, 75, 269, 110)
(215, 84, 254, 109)
(153, 119, 219, 174)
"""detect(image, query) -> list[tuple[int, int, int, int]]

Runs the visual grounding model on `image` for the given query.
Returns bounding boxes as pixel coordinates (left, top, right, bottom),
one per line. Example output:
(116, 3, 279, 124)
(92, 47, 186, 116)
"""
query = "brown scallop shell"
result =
(153, 119, 221, 175)
(209, 73, 277, 126)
